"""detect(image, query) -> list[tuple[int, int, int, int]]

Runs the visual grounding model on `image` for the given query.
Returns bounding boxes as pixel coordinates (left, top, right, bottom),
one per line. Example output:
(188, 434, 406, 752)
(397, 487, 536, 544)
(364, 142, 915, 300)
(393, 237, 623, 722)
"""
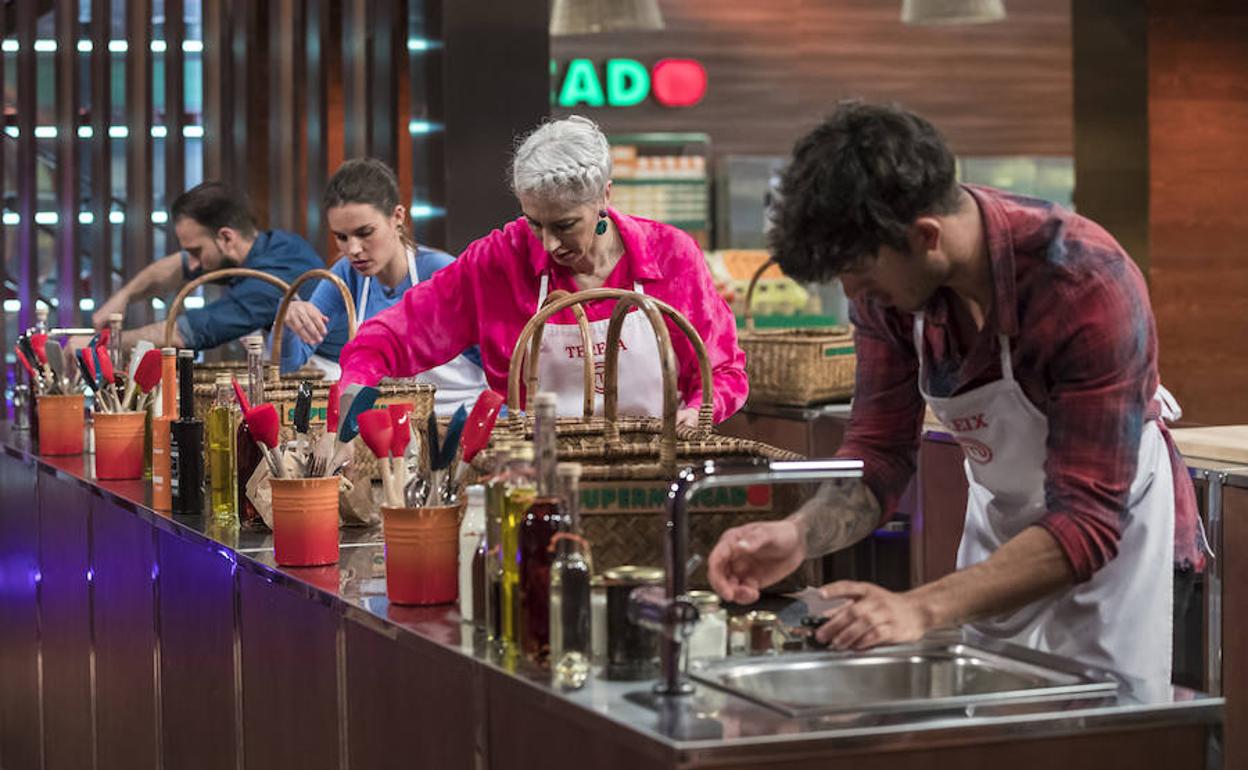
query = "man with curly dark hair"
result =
(708, 101, 1203, 685)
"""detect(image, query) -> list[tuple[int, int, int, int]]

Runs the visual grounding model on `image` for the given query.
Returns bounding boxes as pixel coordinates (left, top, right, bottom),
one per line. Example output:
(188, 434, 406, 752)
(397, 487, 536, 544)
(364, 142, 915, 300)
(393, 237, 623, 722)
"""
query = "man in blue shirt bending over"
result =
(92, 181, 325, 353)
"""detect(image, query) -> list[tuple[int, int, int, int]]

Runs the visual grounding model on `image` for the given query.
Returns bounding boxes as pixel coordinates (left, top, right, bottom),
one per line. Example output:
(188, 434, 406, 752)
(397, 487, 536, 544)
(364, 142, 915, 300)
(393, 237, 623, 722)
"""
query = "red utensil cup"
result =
(382, 504, 460, 606)
(94, 411, 146, 480)
(270, 476, 340, 566)
(37, 393, 85, 456)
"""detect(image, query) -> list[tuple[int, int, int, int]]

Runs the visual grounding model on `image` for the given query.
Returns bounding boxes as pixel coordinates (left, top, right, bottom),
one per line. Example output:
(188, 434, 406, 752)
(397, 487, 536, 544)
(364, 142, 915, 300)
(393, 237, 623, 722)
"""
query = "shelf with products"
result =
(608, 132, 711, 248)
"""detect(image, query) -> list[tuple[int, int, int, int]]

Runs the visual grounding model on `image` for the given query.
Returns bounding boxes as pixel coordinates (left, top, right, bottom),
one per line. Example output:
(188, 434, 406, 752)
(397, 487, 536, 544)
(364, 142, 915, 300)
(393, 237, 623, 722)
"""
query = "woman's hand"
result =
(707, 520, 807, 605)
(284, 300, 330, 346)
(676, 407, 700, 429)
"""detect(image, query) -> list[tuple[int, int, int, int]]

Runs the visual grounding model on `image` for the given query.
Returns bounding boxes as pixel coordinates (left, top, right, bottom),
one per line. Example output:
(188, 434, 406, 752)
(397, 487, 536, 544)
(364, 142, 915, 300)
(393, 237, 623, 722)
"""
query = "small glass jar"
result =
(684, 590, 728, 662)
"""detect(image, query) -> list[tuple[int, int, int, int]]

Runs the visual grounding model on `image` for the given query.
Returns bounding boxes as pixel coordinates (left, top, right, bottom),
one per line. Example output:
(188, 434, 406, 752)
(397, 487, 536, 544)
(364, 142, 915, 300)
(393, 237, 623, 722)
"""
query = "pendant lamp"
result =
(550, 0, 665, 36)
(901, 0, 1006, 25)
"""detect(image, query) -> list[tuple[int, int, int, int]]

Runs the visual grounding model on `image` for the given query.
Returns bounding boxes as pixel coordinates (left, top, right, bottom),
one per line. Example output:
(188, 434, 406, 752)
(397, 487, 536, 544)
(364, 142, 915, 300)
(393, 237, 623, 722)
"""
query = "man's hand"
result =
(707, 519, 806, 605)
(815, 581, 934, 650)
(284, 300, 330, 346)
(93, 291, 130, 329)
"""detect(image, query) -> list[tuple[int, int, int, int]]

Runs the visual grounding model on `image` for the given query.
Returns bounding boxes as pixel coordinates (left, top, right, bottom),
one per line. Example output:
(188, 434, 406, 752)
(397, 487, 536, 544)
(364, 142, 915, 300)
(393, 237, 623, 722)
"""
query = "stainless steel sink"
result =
(689, 640, 1118, 717)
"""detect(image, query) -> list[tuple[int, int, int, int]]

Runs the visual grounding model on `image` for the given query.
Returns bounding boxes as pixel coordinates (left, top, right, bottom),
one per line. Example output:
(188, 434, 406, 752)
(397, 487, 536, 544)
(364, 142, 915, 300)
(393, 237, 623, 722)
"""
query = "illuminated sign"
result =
(553, 58, 707, 108)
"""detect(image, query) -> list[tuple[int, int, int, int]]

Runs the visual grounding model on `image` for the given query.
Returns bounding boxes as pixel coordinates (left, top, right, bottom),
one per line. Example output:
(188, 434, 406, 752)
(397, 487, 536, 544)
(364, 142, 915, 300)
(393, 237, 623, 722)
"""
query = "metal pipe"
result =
(647, 457, 865, 696)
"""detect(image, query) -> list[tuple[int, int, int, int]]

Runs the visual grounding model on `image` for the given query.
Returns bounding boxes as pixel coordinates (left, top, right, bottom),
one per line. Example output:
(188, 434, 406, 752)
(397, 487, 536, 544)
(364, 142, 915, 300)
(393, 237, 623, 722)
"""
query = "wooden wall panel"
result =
(1072, 1, 1149, 270)
(552, 0, 1072, 160)
(1147, 1, 1248, 425)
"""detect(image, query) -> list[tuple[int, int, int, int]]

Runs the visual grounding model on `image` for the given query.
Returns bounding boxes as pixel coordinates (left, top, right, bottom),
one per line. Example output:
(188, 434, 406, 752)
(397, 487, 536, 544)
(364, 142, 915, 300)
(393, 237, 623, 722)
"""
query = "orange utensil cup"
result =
(381, 504, 460, 606)
(270, 476, 340, 566)
(37, 393, 85, 456)
(94, 411, 146, 480)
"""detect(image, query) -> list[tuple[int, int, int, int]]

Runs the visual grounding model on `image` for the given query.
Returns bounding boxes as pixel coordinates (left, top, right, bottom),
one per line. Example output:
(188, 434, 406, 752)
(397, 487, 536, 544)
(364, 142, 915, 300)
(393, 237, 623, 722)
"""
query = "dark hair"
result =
(769, 101, 960, 283)
(323, 158, 414, 249)
(170, 181, 257, 236)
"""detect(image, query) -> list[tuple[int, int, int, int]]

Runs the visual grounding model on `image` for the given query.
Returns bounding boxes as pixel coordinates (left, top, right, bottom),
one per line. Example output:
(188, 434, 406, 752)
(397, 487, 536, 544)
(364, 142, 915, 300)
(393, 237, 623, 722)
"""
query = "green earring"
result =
(595, 219, 608, 236)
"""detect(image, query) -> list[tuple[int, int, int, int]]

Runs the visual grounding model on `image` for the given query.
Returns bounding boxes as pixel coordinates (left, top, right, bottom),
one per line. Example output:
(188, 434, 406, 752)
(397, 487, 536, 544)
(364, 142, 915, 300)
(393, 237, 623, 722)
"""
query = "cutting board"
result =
(1168, 425, 1248, 464)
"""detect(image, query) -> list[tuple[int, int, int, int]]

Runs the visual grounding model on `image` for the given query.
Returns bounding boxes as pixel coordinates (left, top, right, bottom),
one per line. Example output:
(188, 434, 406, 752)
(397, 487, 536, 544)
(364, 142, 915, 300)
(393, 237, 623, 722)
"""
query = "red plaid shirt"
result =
(836, 185, 1204, 580)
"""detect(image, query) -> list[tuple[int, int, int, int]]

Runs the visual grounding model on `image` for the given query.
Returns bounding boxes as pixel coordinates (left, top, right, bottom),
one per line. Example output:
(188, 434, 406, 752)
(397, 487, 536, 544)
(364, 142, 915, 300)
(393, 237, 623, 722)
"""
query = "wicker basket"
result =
(172, 267, 434, 479)
(738, 258, 856, 406)
(497, 288, 818, 589)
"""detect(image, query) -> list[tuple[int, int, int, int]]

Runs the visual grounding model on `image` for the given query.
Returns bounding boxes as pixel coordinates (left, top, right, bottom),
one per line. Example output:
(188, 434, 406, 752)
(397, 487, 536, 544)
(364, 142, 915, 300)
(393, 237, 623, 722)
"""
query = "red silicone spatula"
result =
(357, 408, 397, 505)
(452, 389, 505, 488)
(14, 346, 36, 378)
(242, 402, 284, 478)
(230, 375, 251, 413)
(30, 333, 49, 365)
(126, 348, 163, 411)
(388, 404, 412, 505)
(462, 389, 504, 464)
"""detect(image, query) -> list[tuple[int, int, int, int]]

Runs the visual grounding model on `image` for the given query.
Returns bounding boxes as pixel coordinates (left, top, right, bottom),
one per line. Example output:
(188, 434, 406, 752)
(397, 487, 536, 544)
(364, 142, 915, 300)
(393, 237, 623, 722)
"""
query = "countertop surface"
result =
(1169, 425, 1248, 466)
(0, 422, 1224, 760)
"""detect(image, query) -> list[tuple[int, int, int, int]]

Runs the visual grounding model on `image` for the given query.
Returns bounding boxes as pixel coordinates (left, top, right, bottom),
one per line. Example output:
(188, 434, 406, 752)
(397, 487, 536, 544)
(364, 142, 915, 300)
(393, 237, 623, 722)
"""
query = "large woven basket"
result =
(498, 288, 818, 589)
(739, 258, 856, 406)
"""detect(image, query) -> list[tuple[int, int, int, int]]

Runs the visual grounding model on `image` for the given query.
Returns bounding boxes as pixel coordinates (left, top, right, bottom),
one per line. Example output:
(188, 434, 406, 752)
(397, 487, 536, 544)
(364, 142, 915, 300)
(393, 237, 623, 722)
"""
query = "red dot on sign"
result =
(651, 59, 707, 107)
(745, 485, 770, 507)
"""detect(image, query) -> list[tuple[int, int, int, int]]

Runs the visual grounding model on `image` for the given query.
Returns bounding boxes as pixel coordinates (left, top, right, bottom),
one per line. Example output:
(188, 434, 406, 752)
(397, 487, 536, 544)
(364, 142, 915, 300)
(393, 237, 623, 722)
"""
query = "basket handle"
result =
(742, 257, 778, 333)
(519, 289, 596, 419)
(602, 295, 679, 471)
(505, 288, 715, 434)
(602, 293, 714, 435)
(268, 268, 359, 367)
(163, 267, 292, 348)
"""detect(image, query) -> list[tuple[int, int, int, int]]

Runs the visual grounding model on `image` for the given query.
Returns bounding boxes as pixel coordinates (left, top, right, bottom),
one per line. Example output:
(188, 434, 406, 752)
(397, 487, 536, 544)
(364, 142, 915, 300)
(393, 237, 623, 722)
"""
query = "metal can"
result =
(603, 565, 664, 681)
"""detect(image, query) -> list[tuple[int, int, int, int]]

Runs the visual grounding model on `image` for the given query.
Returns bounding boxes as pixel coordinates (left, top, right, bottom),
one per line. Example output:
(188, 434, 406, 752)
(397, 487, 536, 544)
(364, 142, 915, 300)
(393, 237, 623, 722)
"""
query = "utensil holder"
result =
(37, 393, 85, 456)
(382, 503, 461, 606)
(271, 476, 340, 566)
(93, 411, 146, 480)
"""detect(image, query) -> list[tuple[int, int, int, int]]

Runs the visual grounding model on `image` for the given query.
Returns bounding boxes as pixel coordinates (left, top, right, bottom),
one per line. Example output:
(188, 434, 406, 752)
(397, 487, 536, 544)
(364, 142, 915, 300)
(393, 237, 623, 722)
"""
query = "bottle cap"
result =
(109, 313, 123, 322)
(556, 462, 583, 478)
(161, 347, 177, 356)
(214, 373, 232, 386)
(243, 334, 264, 351)
(466, 484, 485, 502)
(177, 349, 194, 358)
(533, 392, 557, 408)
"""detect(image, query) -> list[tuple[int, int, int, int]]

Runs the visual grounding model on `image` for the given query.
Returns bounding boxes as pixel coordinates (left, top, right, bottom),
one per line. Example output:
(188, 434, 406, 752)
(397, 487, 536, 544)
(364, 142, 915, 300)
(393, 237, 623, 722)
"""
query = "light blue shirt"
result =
(280, 246, 483, 373)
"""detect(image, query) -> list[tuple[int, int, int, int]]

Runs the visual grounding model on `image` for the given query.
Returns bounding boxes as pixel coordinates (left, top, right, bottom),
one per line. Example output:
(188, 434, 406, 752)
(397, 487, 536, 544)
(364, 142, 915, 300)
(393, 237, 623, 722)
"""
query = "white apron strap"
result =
(356, 249, 419, 322)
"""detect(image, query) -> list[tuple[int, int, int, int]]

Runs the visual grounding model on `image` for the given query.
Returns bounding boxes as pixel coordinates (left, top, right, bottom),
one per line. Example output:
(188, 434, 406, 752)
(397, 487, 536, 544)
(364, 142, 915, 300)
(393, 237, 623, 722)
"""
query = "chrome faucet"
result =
(630, 457, 866, 697)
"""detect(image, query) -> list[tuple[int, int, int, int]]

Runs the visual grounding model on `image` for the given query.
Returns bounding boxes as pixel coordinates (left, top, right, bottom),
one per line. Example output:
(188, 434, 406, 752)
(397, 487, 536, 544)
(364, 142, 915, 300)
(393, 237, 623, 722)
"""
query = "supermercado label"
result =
(579, 481, 772, 515)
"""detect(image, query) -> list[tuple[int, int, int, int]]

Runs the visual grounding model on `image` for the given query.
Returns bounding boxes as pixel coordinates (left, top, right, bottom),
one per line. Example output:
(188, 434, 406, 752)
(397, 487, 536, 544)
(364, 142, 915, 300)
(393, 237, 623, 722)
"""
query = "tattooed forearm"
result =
(787, 480, 882, 558)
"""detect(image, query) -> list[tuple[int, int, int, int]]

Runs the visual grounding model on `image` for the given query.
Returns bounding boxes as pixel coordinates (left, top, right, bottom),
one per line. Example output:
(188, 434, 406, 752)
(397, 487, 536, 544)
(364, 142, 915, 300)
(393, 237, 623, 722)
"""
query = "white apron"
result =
(311, 251, 487, 416)
(535, 274, 665, 417)
(914, 313, 1174, 684)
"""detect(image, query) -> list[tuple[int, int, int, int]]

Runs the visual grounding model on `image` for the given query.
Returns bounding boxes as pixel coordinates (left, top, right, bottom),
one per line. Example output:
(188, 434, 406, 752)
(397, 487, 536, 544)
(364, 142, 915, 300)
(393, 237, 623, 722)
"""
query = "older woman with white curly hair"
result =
(337, 115, 748, 425)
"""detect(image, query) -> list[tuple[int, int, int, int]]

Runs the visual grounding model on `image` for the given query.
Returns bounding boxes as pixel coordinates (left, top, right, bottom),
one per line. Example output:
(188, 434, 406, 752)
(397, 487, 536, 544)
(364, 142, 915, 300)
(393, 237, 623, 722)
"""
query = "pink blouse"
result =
(338, 209, 749, 422)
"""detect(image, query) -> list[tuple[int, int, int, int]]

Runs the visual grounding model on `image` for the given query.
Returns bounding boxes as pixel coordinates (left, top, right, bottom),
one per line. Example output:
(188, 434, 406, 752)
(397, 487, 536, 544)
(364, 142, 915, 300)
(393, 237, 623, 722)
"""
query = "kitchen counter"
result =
(0, 423, 1223, 769)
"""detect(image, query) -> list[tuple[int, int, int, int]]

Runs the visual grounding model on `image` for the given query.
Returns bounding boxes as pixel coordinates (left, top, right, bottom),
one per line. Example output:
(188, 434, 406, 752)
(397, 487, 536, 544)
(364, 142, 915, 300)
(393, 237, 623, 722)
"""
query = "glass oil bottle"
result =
(207, 372, 239, 525)
(483, 442, 513, 644)
(501, 442, 536, 650)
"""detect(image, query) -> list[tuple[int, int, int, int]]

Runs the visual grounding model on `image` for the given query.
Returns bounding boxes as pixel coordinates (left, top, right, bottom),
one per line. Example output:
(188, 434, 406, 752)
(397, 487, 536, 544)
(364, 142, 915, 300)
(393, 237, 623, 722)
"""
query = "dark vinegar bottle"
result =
(236, 336, 266, 528)
(518, 392, 565, 664)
